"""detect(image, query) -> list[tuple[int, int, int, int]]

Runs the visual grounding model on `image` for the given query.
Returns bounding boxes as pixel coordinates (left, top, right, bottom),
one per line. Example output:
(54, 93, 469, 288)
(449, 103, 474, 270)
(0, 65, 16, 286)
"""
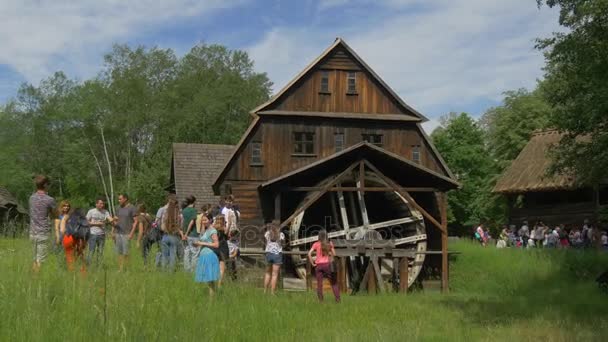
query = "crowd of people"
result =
(27, 175, 339, 301)
(475, 220, 608, 250)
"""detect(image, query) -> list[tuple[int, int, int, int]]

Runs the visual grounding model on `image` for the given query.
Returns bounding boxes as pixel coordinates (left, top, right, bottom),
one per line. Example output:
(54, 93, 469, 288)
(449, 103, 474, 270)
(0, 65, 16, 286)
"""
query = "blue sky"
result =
(0, 0, 560, 132)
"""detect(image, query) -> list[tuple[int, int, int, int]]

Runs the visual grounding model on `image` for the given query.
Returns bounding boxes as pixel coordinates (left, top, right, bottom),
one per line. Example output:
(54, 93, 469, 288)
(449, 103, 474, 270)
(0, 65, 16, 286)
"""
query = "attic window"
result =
(320, 71, 330, 93)
(347, 72, 357, 94)
(412, 145, 421, 163)
(293, 132, 315, 155)
(251, 142, 262, 165)
(335, 133, 344, 152)
(362, 133, 383, 147)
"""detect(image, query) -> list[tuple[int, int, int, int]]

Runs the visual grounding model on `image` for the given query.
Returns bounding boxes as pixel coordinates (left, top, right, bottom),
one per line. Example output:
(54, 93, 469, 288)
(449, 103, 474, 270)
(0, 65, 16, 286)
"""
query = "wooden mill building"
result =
(171, 38, 459, 291)
(494, 130, 607, 227)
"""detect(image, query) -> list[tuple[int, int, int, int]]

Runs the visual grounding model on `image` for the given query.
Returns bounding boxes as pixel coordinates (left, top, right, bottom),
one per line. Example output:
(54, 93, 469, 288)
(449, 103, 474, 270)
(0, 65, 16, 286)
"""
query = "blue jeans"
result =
(161, 234, 180, 271)
(184, 237, 200, 272)
(88, 234, 105, 266)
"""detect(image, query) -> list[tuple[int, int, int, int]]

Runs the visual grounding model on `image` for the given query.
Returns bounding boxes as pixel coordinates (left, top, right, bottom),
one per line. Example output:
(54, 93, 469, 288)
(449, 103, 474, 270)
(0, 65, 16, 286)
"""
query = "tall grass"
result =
(1, 238, 607, 341)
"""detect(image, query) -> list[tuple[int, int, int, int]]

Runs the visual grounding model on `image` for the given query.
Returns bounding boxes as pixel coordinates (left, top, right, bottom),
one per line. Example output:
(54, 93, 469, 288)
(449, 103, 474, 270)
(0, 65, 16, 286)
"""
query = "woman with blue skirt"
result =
(194, 214, 220, 296)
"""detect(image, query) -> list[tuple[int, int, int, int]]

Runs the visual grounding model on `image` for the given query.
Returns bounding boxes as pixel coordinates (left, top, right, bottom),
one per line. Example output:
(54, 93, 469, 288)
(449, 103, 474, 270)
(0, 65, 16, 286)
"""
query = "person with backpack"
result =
(193, 213, 220, 296)
(134, 204, 157, 268)
(183, 195, 200, 272)
(263, 222, 284, 295)
(307, 229, 340, 303)
(61, 208, 90, 273)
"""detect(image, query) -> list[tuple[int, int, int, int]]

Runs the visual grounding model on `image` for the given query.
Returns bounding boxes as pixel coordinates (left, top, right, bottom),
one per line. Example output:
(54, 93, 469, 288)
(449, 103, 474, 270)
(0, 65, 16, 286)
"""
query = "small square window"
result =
(362, 134, 383, 147)
(412, 145, 421, 163)
(347, 72, 357, 94)
(293, 132, 315, 155)
(251, 142, 262, 165)
(335, 133, 344, 152)
(320, 71, 330, 93)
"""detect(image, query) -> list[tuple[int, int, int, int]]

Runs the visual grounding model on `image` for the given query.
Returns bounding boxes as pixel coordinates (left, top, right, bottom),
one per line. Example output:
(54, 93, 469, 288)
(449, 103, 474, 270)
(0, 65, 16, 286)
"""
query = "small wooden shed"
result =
(0, 186, 28, 231)
(168, 143, 235, 206)
(493, 130, 607, 226)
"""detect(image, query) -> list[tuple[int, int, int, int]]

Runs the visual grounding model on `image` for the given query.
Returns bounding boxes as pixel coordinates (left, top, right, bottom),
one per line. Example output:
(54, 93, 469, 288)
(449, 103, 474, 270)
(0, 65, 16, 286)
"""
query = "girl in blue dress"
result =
(194, 214, 220, 296)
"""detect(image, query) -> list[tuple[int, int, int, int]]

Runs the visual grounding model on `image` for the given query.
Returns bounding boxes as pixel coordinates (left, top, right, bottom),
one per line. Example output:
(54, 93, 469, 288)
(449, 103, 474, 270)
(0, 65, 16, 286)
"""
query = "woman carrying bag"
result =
(307, 229, 340, 303)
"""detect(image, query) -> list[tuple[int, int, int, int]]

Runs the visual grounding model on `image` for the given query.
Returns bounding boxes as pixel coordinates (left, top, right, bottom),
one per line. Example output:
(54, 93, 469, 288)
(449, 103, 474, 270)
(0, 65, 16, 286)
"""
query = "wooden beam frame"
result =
(279, 162, 359, 228)
(289, 216, 423, 246)
(363, 160, 446, 234)
(285, 186, 438, 192)
(337, 187, 350, 236)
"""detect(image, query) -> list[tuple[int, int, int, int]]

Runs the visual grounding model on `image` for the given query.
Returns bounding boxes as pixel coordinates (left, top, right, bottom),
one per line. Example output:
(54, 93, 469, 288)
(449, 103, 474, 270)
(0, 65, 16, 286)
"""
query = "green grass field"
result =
(1, 238, 607, 341)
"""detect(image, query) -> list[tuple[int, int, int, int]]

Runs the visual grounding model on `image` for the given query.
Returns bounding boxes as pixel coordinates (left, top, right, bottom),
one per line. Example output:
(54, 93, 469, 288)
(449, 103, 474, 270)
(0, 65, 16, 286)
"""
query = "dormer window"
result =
(320, 71, 330, 93)
(347, 72, 357, 94)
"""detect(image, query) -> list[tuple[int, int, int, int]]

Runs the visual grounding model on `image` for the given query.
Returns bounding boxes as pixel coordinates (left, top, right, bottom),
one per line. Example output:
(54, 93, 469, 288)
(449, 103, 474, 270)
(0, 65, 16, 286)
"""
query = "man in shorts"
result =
(112, 193, 137, 271)
(29, 175, 56, 272)
(86, 197, 113, 266)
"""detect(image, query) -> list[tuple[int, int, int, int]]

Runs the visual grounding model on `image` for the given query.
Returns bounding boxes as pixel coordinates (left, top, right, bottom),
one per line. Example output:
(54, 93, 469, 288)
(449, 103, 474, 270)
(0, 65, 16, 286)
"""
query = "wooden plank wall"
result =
(224, 118, 444, 182)
(269, 48, 410, 115)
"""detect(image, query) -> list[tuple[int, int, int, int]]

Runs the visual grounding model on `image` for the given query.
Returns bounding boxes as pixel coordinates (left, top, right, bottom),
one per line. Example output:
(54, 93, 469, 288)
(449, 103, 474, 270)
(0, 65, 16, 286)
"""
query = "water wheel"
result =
(287, 168, 427, 289)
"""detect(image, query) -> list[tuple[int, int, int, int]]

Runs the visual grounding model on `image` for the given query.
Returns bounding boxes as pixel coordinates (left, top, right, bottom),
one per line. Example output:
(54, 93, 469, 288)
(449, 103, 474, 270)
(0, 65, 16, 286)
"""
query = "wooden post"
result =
(338, 256, 348, 293)
(399, 257, 409, 294)
(438, 192, 449, 293)
(306, 261, 313, 291)
(274, 192, 281, 221)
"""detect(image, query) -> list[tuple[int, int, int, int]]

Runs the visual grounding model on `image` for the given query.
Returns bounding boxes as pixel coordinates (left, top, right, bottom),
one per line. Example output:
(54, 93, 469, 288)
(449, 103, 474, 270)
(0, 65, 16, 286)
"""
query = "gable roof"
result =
(251, 37, 429, 121)
(493, 130, 579, 194)
(171, 143, 235, 206)
(260, 141, 460, 191)
(213, 38, 455, 189)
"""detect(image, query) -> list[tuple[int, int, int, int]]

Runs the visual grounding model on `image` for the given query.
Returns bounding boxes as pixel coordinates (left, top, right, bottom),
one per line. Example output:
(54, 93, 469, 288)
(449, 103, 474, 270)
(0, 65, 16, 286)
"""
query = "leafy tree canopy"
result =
(537, 0, 608, 184)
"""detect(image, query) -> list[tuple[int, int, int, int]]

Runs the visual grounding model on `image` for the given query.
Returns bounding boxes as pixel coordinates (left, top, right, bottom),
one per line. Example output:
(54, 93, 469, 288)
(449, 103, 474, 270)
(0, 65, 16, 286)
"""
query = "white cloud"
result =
(247, 0, 560, 120)
(0, 0, 246, 84)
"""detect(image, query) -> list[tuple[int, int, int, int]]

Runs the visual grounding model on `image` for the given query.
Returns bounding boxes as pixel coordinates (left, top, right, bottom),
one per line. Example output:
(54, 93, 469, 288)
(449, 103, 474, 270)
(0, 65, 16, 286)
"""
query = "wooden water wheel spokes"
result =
(288, 163, 427, 289)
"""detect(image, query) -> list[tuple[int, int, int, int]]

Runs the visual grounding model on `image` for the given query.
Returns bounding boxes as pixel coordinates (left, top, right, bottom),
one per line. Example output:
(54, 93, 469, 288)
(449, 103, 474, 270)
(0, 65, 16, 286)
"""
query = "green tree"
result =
(480, 88, 551, 169)
(537, 0, 608, 184)
(432, 113, 506, 234)
(0, 42, 272, 213)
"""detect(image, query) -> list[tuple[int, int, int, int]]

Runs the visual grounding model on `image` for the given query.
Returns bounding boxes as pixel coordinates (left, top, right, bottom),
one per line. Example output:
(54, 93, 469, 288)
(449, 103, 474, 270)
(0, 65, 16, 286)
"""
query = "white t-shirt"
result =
(86, 208, 111, 235)
(601, 234, 607, 245)
(264, 231, 285, 254)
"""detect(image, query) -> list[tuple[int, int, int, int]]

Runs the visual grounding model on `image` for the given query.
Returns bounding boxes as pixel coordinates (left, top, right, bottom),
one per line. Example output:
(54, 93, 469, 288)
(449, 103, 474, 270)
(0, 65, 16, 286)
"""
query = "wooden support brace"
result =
(363, 160, 446, 234)
(359, 262, 372, 292)
(371, 256, 384, 293)
(280, 162, 359, 229)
